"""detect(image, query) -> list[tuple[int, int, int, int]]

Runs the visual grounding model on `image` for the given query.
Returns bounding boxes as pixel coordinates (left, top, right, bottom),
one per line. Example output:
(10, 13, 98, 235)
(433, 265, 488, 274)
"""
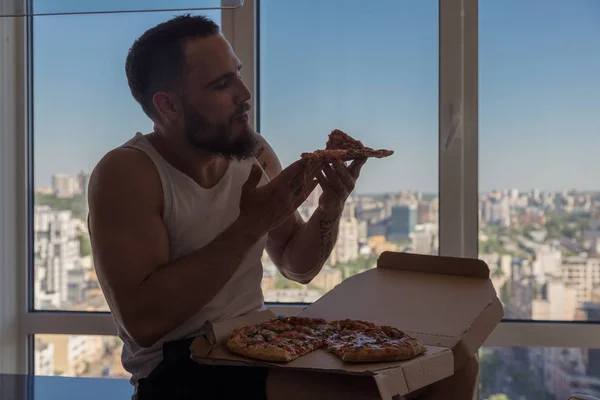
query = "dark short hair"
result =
(125, 14, 220, 120)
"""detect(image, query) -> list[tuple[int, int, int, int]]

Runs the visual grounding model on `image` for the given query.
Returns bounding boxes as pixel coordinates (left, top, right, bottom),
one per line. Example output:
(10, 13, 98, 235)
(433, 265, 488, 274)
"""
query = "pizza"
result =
(226, 316, 426, 364)
(325, 319, 428, 363)
(301, 129, 394, 163)
(226, 317, 329, 362)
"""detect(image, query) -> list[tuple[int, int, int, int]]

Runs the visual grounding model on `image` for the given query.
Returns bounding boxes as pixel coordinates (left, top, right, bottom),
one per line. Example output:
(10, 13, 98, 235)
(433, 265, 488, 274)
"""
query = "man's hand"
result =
(316, 158, 367, 215)
(239, 158, 324, 235)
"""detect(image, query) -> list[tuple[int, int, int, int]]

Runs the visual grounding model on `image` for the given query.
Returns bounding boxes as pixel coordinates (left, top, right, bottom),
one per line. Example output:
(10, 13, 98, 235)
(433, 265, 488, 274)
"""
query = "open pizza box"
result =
(190, 251, 504, 399)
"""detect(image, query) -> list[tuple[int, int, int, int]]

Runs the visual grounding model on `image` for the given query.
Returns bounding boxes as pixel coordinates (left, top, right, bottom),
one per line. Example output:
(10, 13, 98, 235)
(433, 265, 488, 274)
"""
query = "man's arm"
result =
(254, 134, 342, 284)
(88, 148, 260, 348)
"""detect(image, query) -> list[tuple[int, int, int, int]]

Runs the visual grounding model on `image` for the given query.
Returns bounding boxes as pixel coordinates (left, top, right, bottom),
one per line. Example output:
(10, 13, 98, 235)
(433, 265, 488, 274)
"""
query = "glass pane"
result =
(259, 0, 438, 303)
(34, 334, 132, 380)
(479, 1, 600, 321)
(32, 10, 221, 311)
(480, 346, 600, 400)
(1, 0, 240, 17)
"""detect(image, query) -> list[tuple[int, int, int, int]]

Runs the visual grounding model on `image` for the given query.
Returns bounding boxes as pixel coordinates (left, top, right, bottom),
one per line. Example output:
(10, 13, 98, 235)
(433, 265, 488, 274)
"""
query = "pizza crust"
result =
(226, 337, 295, 362)
(333, 341, 427, 363)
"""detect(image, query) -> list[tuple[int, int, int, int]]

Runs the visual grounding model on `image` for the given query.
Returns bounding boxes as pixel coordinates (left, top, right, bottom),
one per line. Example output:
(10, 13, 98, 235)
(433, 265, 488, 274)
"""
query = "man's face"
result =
(171, 34, 257, 160)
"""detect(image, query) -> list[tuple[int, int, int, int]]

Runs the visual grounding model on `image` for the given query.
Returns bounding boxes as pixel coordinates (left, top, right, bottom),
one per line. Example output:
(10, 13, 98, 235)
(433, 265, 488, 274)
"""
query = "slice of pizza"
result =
(301, 129, 394, 162)
(225, 317, 326, 362)
(324, 323, 427, 363)
(326, 129, 369, 151)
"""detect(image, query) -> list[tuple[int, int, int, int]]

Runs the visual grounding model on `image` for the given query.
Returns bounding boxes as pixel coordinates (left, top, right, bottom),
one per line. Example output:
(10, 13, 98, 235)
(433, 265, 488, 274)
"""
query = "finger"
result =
(287, 161, 325, 193)
(331, 161, 355, 190)
(315, 172, 341, 202)
(242, 164, 263, 193)
(294, 179, 318, 208)
(315, 170, 329, 189)
(322, 164, 347, 198)
(285, 158, 323, 179)
(292, 177, 315, 198)
(349, 157, 367, 178)
(307, 159, 327, 174)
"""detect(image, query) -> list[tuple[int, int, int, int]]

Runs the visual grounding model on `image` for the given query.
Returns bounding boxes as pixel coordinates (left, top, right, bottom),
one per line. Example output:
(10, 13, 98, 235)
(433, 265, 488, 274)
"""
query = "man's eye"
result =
(214, 80, 230, 90)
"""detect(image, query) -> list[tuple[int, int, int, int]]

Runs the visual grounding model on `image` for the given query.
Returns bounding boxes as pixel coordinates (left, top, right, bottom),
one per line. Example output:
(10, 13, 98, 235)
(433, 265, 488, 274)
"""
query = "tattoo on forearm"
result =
(318, 217, 340, 265)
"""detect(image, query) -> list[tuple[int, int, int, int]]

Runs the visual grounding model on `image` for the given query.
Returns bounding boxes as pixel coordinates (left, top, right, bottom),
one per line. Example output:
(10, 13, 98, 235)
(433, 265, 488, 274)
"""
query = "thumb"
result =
(242, 163, 263, 193)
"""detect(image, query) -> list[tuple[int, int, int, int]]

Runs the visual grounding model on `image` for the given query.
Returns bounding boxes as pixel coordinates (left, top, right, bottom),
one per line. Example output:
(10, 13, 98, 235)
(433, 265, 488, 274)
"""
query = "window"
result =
(480, 346, 600, 400)
(2, 0, 600, 386)
(34, 334, 131, 380)
(479, 0, 600, 322)
(31, 9, 222, 312)
(258, 0, 439, 303)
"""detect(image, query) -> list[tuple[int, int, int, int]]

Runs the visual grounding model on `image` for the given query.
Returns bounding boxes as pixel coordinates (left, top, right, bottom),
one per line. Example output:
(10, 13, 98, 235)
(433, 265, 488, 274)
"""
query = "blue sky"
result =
(31, 0, 599, 194)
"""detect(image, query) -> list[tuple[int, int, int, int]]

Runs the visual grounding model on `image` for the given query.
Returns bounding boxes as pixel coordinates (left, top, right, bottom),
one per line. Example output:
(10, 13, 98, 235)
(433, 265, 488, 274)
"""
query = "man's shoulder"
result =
(89, 147, 160, 196)
(252, 131, 283, 178)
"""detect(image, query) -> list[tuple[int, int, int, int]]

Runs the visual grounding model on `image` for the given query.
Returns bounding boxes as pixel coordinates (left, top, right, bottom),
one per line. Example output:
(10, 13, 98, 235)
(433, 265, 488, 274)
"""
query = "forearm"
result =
(126, 220, 260, 347)
(280, 208, 342, 284)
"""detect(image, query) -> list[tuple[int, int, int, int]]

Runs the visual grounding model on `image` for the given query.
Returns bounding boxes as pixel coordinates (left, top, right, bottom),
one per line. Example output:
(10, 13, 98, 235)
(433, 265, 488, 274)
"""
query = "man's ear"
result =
(152, 92, 180, 121)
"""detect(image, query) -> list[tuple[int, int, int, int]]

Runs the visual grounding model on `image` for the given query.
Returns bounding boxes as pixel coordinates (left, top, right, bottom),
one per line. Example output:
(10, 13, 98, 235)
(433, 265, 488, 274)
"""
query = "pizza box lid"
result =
(298, 252, 504, 370)
(189, 252, 503, 398)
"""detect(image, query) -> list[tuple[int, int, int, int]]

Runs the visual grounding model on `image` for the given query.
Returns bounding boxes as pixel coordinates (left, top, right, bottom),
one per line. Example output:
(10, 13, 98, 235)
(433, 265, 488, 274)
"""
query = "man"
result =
(88, 14, 478, 400)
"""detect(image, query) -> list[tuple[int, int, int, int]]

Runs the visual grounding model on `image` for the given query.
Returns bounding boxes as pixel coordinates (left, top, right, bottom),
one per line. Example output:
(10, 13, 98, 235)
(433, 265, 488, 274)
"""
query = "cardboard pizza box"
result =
(190, 251, 504, 399)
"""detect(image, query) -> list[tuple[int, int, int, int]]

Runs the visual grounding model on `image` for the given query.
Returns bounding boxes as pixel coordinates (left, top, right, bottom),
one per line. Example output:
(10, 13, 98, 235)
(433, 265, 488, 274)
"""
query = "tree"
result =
(79, 235, 92, 257)
(492, 267, 504, 278)
(500, 281, 511, 304)
(35, 193, 87, 220)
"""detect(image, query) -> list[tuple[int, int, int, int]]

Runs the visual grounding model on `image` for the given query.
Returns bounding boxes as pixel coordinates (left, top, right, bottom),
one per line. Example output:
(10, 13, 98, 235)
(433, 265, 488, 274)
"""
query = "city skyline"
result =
(30, 0, 600, 193)
(35, 170, 600, 198)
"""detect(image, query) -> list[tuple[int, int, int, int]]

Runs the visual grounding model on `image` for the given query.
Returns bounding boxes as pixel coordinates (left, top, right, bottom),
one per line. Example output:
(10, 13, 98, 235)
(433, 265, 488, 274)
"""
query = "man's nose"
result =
(234, 76, 252, 104)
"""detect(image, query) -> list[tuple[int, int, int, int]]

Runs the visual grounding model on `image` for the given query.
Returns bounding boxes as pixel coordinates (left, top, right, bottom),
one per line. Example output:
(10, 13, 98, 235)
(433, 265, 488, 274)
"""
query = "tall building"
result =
(357, 220, 368, 244)
(429, 197, 439, 226)
(34, 206, 82, 308)
(78, 171, 91, 213)
(561, 256, 600, 305)
(532, 245, 562, 283)
(388, 205, 417, 241)
(416, 202, 431, 224)
(329, 199, 359, 265)
(51, 173, 81, 198)
(532, 277, 578, 320)
(412, 230, 432, 255)
(35, 339, 55, 376)
(487, 197, 511, 227)
(383, 194, 396, 218)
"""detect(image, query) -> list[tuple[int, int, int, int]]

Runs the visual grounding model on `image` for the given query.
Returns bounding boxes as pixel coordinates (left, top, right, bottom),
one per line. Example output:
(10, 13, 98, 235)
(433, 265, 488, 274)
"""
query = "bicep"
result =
(88, 150, 169, 313)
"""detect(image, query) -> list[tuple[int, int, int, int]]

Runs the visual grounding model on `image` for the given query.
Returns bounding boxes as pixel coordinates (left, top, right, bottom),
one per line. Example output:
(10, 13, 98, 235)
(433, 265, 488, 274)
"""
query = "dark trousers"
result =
(137, 338, 269, 400)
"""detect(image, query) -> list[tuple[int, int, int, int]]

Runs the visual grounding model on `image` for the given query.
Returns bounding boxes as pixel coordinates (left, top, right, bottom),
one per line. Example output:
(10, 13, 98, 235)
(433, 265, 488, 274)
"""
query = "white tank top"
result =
(114, 132, 268, 390)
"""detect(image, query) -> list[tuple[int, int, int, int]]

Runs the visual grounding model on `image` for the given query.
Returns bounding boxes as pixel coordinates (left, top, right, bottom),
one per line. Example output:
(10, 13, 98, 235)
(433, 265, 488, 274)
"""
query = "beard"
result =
(182, 100, 257, 161)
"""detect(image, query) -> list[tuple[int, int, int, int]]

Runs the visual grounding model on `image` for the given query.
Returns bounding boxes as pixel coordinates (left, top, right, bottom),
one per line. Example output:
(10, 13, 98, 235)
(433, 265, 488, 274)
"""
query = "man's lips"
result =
(234, 112, 249, 123)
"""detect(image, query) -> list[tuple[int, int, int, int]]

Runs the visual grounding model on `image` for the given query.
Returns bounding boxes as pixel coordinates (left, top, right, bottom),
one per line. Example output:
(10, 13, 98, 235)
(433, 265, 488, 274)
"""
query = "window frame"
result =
(0, 0, 600, 377)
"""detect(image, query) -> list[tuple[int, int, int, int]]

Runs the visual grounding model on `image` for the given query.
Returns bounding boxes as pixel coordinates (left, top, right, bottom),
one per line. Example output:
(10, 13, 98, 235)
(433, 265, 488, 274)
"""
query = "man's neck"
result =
(146, 131, 230, 189)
